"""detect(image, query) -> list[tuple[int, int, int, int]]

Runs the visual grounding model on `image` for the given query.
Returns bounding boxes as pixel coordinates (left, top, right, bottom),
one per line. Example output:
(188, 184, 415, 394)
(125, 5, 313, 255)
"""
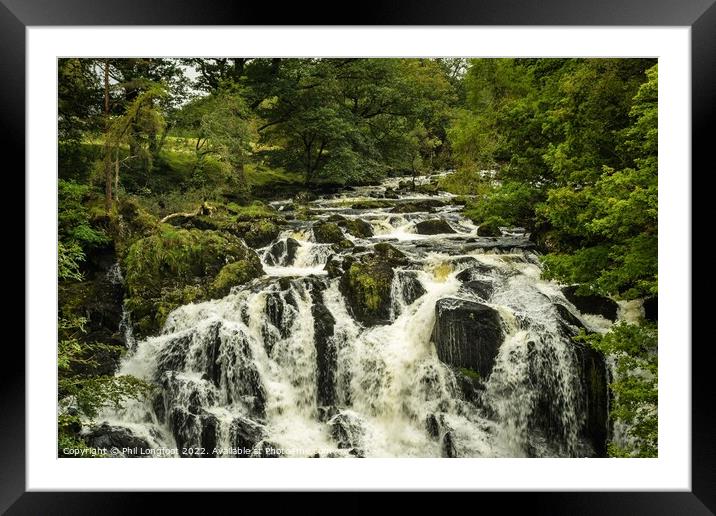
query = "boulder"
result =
(84, 424, 151, 457)
(441, 431, 458, 458)
(231, 220, 281, 248)
(329, 412, 364, 451)
(342, 218, 374, 238)
(431, 298, 504, 378)
(168, 408, 219, 457)
(230, 415, 265, 456)
(390, 199, 447, 213)
(312, 221, 344, 244)
(562, 285, 618, 322)
(415, 219, 456, 235)
(340, 244, 408, 325)
(476, 220, 502, 237)
(461, 280, 494, 301)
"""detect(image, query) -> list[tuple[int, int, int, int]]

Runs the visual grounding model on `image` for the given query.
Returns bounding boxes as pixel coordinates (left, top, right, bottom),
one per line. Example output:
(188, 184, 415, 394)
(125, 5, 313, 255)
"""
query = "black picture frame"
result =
(5, 0, 711, 512)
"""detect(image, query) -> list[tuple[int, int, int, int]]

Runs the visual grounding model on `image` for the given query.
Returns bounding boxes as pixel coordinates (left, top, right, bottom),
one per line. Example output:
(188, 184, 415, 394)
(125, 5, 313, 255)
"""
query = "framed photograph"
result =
(7, 0, 711, 512)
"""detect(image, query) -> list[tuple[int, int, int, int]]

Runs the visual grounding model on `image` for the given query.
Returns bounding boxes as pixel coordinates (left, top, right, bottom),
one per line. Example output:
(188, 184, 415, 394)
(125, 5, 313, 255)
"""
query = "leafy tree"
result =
(541, 64, 658, 298)
(448, 58, 656, 299)
(198, 88, 255, 200)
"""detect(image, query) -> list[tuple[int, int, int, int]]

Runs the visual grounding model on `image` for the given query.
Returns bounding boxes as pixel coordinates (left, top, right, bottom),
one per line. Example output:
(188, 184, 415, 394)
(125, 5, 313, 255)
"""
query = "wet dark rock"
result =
(573, 342, 608, 457)
(562, 285, 618, 322)
(329, 412, 364, 450)
(310, 288, 337, 407)
(351, 199, 395, 210)
(203, 322, 223, 387)
(414, 219, 456, 235)
(295, 191, 318, 203)
(643, 296, 657, 322)
(200, 414, 219, 457)
(554, 303, 587, 337)
(84, 424, 151, 457)
(432, 298, 504, 378)
(155, 333, 193, 379)
(425, 413, 444, 439)
(254, 440, 283, 457)
(461, 280, 494, 301)
(441, 431, 458, 458)
(230, 415, 265, 456)
(395, 270, 427, 305)
(383, 188, 399, 199)
(349, 448, 366, 457)
(265, 291, 295, 338)
(264, 238, 301, 267)
(463, 240, 536, 253)
(324, 254, 352, 279)
(334, 238, 355, 251)
(455, 367, 486, 404)
(169, 408, 207, 457)
(318, 405, 340, 422)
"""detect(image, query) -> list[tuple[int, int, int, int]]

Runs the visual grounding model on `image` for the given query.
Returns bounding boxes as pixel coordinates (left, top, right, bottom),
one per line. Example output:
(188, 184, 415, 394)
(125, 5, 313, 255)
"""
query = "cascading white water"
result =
(97, 174, 613, 458)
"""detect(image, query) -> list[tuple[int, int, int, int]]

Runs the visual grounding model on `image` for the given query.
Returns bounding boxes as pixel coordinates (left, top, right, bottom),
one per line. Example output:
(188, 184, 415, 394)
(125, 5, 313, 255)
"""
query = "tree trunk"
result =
(114, 149, 120, 202)
(103, 60, 113, 213)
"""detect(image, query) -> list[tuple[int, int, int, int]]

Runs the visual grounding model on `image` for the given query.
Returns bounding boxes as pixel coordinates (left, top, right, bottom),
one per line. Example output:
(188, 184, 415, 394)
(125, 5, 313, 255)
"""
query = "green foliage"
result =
(437, 166, 492, 196)
(448, 59, 657, 299)
(58, 179, 110, 249)
(256, 58, 455, 184)
(58, 241, 85, 281)
(57, 315, 152, 455)
(464, 180, 545, 227)
(580, 323, 658, 457)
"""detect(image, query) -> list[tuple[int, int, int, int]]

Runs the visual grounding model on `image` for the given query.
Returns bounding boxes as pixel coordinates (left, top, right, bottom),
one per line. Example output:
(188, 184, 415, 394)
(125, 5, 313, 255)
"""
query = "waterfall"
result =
(96, 174, 611, 458)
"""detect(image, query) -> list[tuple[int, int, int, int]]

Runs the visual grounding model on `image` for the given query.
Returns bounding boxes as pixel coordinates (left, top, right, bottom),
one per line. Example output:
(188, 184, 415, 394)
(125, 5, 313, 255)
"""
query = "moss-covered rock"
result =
(342, 219, 374, 238)
(334, 238, 355, 250)
(324, 215, 373, 238)
(389, 199, 448, 213)
(415, 219, 456, 235)
(340, 243, 408, 325)
(113, 198, 160, 256)
(312, 221, 344, 244)
(122, 227, 263, 337)
(210, 260, 265, 298)
(350, 199, 395, 210)
(231, 220, 281, 248)
(476, 218, 503, 237)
